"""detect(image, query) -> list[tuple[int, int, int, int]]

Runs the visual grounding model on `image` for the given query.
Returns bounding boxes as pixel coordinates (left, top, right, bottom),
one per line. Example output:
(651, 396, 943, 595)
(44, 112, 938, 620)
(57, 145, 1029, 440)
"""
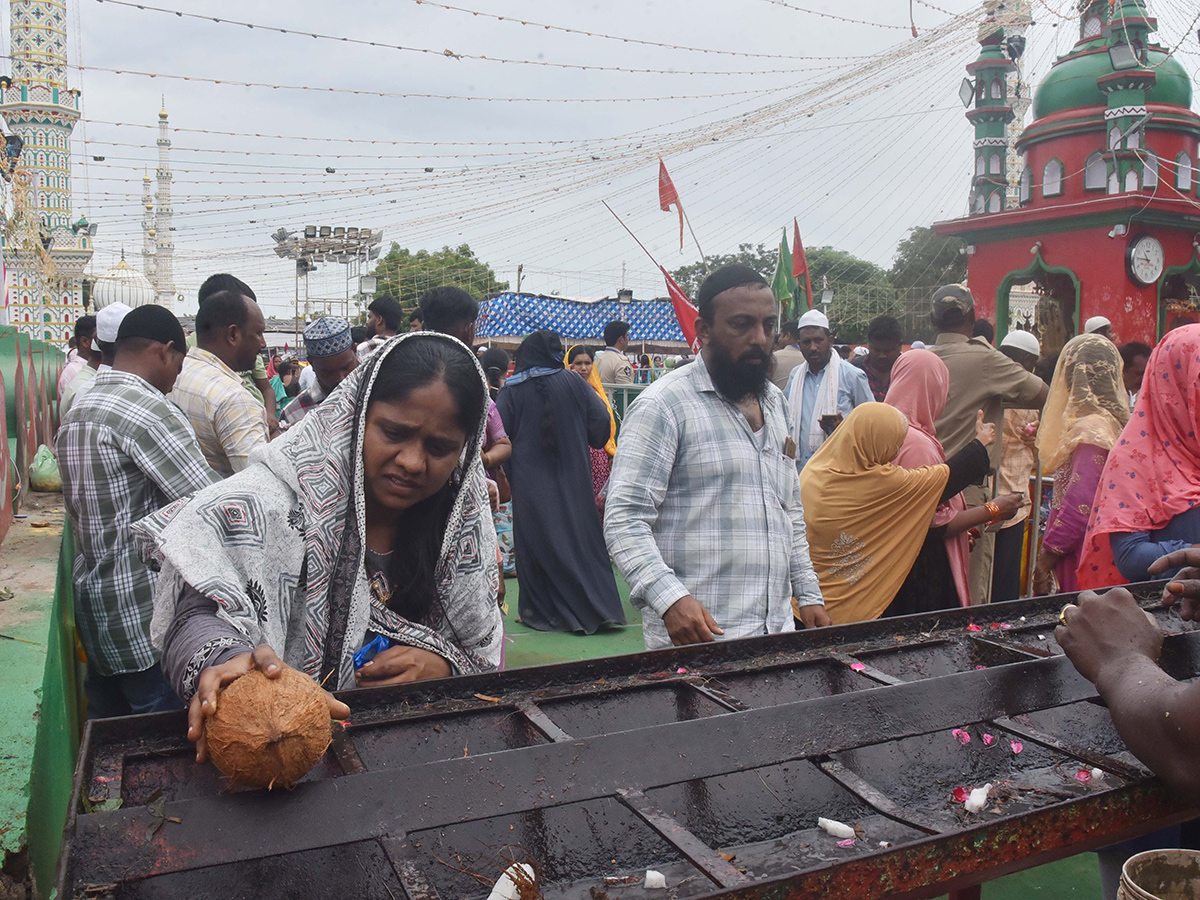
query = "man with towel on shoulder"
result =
(783, 308, 873, 470)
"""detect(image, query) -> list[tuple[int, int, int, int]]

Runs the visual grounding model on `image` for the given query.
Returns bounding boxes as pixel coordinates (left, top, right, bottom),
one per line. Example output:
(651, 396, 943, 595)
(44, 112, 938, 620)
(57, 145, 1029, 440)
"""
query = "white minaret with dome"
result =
(92, 251, 155, 310)
(153, 99, 175, 309)
(0, 0, 93, 343)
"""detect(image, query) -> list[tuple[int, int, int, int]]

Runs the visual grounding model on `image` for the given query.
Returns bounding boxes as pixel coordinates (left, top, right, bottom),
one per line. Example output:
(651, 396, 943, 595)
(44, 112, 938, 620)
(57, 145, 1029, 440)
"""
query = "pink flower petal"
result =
(966, 623, 983, 632)
(982, 734, 994, 746)
(952, 728, 971, 745)
(975, 665, 986, 670)
(676, 667, 688, 674)
(952, 786, 969, 802)
(990, 623, 1001, 630)
(1010, 740, 1023, 754)
(999, 623, 1012, 630)
(836, 838, 856, 848)
(850, 662, 866, 671)
(1075, 769, 1092, 783)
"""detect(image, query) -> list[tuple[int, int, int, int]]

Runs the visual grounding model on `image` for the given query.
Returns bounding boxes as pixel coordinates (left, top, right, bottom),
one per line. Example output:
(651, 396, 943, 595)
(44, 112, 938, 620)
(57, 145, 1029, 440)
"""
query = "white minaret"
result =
(0, 0, 93, 341)
(154, 98, 175, 309)
(141, 171, 156, 287)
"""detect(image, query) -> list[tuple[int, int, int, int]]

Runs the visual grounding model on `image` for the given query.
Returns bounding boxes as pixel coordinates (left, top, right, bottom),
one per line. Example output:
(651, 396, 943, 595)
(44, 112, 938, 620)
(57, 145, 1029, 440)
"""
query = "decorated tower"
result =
(153, 99, 175, 309)
(1003, 0, 1034, 208)
(937, 0, 1200, 352)
(965, 1, 1017, 216)
(140, 171, 156, 287)
(0, 0, 93, 343)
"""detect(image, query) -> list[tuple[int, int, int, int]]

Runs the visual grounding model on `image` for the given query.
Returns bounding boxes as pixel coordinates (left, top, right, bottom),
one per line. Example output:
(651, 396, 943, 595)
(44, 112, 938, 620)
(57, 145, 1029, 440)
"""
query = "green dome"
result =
(1032, 44, 1193, 119)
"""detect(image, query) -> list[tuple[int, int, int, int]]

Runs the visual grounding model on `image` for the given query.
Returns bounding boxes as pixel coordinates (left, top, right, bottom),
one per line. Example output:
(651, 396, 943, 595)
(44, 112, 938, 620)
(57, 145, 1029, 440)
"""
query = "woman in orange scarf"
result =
(565, 345, 617, 500)
(800, 403, 997, 624)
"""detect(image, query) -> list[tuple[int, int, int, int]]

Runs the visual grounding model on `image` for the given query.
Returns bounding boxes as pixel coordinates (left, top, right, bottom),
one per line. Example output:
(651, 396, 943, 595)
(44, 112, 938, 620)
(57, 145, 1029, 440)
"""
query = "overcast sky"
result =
(25, 0, 1200, 316)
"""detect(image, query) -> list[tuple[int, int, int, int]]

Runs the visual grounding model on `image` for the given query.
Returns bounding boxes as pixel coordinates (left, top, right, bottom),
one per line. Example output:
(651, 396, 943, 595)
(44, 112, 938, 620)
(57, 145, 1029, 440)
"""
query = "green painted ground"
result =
(499, 571, 1101, 898)
(0, 497, 63, 859)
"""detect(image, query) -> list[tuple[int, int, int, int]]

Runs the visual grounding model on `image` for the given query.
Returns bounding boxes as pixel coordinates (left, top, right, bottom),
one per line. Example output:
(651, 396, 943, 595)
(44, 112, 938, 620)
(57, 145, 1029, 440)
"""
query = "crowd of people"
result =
(53, 265, 1200, 830)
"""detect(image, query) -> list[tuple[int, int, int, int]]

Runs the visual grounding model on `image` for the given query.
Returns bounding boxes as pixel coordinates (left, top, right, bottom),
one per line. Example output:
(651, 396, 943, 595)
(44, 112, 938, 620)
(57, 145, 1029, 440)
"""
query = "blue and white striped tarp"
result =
(476, 292, 686, 342)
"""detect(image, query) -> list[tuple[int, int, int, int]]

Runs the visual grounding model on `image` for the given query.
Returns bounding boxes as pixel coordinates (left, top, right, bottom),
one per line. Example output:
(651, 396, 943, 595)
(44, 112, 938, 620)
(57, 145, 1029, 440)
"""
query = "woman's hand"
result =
(974, 409, 996, 447)
(993, 493, 1025, 521)
(1032, 552, 1059, 596)
(188, 644, 351, 764)
(487, 478, 500, 513)
(355, 646, 452, 686)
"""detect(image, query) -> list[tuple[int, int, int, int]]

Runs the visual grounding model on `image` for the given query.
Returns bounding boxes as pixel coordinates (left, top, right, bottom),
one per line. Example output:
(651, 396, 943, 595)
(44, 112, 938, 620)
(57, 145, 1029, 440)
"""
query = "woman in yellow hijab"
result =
(800, 403, 997, 624)
(565, 345, 617, 499)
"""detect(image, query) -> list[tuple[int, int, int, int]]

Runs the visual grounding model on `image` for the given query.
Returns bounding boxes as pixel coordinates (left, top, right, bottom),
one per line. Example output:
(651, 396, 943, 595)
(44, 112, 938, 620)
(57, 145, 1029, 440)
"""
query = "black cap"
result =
(696, 264, 769, 307)
(116, 304, 187, 352)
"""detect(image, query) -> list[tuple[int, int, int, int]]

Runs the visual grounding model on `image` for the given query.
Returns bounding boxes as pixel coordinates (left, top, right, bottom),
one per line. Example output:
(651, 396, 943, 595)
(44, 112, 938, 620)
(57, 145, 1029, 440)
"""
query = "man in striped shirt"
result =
(58, 305, 220, 717)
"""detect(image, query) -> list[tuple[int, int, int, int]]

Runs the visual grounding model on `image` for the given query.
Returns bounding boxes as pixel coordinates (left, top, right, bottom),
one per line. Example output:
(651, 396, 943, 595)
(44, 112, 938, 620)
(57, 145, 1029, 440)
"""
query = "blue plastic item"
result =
(353, 634, 390, 669)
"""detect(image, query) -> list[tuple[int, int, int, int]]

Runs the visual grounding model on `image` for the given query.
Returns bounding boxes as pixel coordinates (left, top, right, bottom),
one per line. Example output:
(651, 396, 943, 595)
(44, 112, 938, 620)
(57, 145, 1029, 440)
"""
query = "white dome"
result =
(93, 256, 155, 310)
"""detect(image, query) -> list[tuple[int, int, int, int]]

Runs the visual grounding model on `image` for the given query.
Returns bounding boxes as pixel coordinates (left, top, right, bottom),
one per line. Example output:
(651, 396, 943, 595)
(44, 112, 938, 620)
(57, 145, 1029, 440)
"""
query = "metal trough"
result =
(57, 584, 1199, 899)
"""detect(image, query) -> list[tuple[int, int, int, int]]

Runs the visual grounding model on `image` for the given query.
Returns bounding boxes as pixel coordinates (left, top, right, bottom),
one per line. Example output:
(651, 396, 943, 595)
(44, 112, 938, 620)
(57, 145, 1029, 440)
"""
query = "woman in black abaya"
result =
(496, 331, 625, 633)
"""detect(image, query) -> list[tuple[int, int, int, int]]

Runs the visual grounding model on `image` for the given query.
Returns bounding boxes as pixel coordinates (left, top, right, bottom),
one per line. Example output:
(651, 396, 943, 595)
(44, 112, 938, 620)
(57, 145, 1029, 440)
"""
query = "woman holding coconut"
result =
(135, 332, 503, 761)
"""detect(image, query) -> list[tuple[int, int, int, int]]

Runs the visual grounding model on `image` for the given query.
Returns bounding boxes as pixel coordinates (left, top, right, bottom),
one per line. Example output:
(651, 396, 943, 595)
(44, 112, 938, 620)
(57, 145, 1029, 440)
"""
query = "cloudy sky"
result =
(26, 0, 1200, 316)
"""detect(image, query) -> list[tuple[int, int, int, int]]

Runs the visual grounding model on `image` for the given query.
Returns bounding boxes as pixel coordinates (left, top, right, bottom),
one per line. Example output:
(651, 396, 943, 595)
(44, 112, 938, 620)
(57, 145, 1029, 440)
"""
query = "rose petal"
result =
(982, 734, 994, 746)
(975, 665, 986, 670)
(1010, 740, 1023, 754)
(850, 662, 866, 671)
(990, 623, 1001, 630)
(1075, 769, 1092, 783)
(676, 667, 688, 674)
(1000, 623, 1012, 630)
(952, 728, 971, 745)
(967, 623, 983, 632)
(952, 786, 969, 802)
(836, 838, 856, 847)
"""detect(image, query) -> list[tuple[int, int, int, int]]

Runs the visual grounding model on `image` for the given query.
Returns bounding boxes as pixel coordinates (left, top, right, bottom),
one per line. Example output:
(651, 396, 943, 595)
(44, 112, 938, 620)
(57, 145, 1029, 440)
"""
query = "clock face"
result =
(1128, 234, 1165, 287)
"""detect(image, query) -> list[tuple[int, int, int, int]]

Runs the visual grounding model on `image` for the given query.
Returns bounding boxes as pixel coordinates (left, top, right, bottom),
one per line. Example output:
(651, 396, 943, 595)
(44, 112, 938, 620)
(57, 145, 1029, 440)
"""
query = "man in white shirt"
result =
(783, 308, 873, 470)
(594, 320, 634, 396)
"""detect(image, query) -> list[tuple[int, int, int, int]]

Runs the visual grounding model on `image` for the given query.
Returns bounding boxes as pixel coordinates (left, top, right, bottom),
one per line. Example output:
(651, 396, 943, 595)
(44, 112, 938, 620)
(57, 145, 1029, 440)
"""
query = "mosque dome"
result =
(92, 254, 155, 309)
(1033, 43, 1193, 120)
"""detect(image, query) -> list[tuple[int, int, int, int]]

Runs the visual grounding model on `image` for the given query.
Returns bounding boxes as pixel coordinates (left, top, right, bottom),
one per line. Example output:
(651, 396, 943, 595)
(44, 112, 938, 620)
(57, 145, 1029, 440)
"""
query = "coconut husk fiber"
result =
(205, 667, 333, 790)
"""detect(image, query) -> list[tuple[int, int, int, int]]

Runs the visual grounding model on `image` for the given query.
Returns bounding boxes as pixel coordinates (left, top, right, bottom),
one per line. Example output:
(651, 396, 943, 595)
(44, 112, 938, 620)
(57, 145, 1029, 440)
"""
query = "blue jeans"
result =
(84, 662, 182, 718)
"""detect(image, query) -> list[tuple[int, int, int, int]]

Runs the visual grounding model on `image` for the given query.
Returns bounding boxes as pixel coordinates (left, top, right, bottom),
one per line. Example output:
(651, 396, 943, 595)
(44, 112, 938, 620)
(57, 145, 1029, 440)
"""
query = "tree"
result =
(669, 243, 777, 298)
(888, 226, 967, 292)
(370, 243, 509, 313)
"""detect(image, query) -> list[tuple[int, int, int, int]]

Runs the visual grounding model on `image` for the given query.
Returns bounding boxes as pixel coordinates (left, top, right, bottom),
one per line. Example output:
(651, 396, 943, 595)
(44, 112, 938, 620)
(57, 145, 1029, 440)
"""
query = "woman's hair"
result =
(480, 346, 510, 396)
(276, 359, 293, 378)
(366, 336, 487, 626)
(638, 353, 652, 367)
(567, 345, 593, 364)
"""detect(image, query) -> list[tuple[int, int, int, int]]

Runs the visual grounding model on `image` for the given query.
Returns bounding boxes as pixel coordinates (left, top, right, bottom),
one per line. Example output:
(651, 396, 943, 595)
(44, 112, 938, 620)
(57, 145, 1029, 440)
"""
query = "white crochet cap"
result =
(1000, 330, 1040, 357)
(1084, 315, 1112, 334)
(797, 309, 830, 331)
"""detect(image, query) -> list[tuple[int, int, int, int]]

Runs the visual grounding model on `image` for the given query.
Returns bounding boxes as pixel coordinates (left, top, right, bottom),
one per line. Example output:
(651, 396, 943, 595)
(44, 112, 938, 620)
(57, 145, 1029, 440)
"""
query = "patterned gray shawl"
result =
(135, 332, 502, 691)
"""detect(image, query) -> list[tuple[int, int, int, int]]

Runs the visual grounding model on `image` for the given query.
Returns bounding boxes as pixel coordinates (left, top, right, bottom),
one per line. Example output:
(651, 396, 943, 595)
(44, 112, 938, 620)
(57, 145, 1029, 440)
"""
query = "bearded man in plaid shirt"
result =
(58, 305, 220, 717)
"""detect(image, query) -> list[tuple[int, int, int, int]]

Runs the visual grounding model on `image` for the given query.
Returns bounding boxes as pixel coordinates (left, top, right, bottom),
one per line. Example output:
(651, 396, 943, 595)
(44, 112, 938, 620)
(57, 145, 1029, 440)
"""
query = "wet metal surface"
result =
(57, 583, 1199, 899)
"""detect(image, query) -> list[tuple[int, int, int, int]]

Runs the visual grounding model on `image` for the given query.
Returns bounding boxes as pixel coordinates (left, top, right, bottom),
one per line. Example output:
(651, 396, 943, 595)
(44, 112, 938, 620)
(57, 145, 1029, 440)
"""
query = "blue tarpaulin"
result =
(476, 292, 686, 343)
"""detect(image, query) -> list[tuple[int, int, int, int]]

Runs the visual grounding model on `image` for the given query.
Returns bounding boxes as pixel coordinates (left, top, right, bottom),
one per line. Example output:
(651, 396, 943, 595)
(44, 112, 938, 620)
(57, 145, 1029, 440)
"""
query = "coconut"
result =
(205, 667, 332, 790)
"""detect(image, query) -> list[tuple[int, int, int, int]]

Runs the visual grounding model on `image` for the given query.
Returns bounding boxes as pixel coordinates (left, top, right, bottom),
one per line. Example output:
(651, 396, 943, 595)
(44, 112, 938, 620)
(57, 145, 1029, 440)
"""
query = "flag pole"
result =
(602, 200, 664, 269)
(680, 204, 710, 276)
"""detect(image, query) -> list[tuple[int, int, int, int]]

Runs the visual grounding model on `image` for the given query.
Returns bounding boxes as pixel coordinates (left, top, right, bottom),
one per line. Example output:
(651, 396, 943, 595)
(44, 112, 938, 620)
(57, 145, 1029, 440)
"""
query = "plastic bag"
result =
(29, 444, 62, 493)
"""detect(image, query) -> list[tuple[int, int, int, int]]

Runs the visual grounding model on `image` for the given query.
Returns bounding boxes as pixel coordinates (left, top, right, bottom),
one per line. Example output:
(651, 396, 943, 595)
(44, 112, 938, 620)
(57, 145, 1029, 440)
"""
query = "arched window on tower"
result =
(1109, 126, 1122, 150)
(990, 78, 1003, 99)
(1125, 168, 1139, 192)
(1084, 152, 1106, 190)
(989, 153, 1002, 175)
(1019, 165, 1032, 204)
(987, 192, 1002, 213)
(1143, 152, 1159, 188)
(1128, 129, 1141, 151)
(1179, 152, 1195, 192)
(1108, 168, 1121, 193)
(971, 190, 985, 215)
(1042, 159, 1064, 197)
(975, 153, 985, 176)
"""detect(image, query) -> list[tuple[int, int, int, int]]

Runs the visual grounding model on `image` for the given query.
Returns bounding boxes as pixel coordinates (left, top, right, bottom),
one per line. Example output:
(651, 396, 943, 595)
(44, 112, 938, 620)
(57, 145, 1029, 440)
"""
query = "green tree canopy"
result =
(669, 243, 777, 298)
(888, 226, 967, 291)
(370, 243, 509, 313)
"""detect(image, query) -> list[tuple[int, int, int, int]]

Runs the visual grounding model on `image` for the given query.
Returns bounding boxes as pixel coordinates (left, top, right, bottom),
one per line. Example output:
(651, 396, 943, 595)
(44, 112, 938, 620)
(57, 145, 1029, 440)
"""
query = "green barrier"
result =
(25, 522, 85, 900)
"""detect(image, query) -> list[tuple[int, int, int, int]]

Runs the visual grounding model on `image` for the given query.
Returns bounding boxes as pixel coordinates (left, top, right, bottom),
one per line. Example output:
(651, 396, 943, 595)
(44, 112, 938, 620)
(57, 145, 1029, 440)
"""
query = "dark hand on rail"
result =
(1150, 547, 1200, 621)
(795, 604, 833, 628)
(187, 644, 352, 765)
(663, 595, 724, 646)
(355, 645, 452, 686)
(1056, 588, 1163, 685)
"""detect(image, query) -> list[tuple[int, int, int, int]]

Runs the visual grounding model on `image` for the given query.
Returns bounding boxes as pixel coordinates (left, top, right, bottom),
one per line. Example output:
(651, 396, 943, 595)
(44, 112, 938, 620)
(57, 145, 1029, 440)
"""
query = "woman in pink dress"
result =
(1033, 334, 1129, 594)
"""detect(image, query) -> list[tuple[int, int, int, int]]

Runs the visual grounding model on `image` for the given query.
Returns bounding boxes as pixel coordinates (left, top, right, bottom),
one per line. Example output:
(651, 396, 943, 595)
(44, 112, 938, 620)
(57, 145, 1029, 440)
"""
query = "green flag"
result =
(771, 227, 798, 320)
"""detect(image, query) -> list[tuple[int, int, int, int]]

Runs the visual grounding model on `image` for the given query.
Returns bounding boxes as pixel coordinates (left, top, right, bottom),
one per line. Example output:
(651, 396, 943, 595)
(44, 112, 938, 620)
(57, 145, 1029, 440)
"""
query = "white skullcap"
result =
(1084, 316, 1112, 334)
(96, 302, 133, 343)
(909, 340, 927, 350)
(1000, 330, 1040, 357)
(852, 346, 869, 357)
(797, 309, 830, 331)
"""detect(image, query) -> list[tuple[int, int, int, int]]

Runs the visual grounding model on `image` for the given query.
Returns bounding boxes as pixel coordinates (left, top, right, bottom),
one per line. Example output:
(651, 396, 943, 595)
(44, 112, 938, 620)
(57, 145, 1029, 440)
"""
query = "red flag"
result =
(661, 266, 700, 353)
(792, 218, 813, 312)
(658, 159, 685, 251)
